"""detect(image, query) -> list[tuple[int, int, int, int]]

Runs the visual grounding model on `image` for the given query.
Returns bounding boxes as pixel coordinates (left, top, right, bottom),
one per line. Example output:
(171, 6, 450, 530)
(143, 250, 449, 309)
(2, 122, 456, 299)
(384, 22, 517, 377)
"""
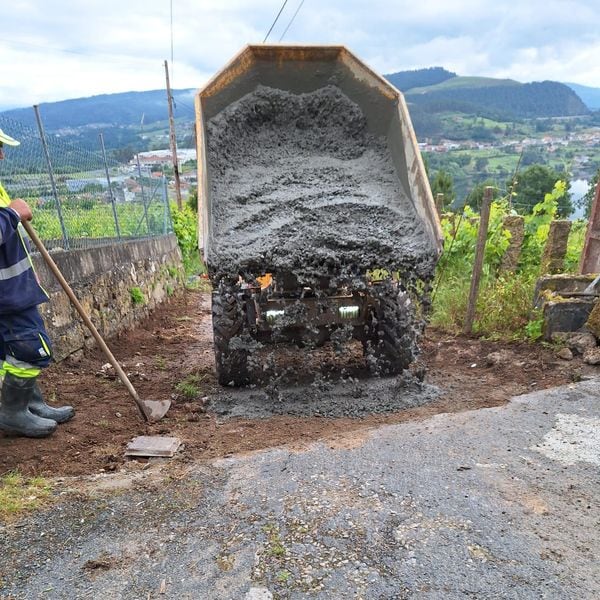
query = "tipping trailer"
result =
(195, 45, 443, 386)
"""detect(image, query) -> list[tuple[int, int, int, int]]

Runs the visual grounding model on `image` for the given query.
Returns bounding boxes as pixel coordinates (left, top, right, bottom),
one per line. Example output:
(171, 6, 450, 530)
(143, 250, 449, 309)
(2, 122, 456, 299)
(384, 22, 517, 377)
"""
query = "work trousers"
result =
(0, 306, 53, 378)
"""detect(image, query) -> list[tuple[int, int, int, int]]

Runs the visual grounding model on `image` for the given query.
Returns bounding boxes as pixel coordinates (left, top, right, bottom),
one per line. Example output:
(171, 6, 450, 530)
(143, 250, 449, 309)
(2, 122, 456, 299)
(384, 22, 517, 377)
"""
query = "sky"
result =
(1, 0, 599, 110)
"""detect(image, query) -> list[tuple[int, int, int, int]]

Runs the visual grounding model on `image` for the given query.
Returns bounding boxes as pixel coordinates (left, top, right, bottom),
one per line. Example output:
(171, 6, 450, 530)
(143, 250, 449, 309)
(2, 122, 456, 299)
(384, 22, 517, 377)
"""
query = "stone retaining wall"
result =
(33, 235, 184, 361)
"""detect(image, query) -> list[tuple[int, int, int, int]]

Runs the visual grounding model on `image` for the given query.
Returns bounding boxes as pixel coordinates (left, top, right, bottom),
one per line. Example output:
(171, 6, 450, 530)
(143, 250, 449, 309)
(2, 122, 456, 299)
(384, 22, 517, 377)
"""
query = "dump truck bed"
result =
(195, 45, 442, 285)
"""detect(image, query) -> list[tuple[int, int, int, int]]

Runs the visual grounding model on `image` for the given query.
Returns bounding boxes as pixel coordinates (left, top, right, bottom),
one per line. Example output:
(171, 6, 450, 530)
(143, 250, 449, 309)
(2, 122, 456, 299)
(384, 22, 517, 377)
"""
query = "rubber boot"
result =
(0, 374, 57, 438)
(29, 382, 74, 424)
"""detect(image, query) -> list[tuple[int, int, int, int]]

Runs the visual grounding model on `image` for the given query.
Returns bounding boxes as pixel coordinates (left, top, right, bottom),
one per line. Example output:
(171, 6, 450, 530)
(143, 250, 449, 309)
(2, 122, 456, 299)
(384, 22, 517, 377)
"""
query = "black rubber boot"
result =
(0, 374, 57, 438)
(29, 382, 74, 424)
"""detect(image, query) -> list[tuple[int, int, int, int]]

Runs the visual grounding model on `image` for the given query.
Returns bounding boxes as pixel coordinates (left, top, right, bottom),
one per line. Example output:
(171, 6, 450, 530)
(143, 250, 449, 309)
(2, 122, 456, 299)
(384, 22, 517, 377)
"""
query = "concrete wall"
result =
(33, 235, 183, 361)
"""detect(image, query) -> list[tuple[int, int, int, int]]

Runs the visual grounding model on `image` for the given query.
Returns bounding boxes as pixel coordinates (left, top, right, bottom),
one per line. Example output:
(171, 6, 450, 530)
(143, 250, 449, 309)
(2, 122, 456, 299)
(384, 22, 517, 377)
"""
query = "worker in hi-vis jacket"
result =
(0, 127, 74, 437)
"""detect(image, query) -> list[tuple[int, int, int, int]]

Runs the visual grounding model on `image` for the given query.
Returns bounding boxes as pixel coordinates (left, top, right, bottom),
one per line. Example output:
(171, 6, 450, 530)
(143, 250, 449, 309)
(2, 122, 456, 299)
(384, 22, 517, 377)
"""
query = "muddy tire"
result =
(212, 289, 250, 386)
(363, 283, 416, 376)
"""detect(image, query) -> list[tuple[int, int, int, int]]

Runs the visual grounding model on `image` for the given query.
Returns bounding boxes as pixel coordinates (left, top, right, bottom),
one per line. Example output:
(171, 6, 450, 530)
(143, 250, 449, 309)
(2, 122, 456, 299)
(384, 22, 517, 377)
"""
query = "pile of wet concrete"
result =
(206, 85, 437, 287)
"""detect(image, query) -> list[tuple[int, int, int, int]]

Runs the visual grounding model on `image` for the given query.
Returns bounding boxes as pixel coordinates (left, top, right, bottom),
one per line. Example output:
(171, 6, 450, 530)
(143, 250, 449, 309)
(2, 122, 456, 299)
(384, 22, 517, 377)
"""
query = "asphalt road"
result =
(1, 380, 599, 599)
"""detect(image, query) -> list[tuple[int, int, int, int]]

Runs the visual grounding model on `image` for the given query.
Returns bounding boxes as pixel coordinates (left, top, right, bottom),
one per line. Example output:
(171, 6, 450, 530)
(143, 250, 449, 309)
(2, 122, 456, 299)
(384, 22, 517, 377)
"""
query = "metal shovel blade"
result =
(142, 399, 172, 422)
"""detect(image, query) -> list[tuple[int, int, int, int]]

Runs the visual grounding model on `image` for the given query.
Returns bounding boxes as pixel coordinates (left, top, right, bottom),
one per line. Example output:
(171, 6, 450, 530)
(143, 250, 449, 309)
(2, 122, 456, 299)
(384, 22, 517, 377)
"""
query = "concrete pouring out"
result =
(206, 85, 437, 286)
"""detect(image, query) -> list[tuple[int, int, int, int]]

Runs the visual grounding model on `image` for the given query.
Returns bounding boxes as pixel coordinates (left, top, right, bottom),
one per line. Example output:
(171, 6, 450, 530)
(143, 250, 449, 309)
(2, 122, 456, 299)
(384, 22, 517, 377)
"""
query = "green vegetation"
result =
(170, 202, 205, 276)
(511, 165, 572, 217)
(431, 181, 585, 340)
(29, 197, 168, 241)
(0, 471, 52, 521)
(129, 287, 144, 305)
(175, 373, 206, 399)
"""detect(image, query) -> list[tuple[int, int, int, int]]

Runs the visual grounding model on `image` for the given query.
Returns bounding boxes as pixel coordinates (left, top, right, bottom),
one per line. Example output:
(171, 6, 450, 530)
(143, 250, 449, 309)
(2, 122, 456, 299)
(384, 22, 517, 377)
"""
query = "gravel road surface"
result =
(1, 380, 598, 599)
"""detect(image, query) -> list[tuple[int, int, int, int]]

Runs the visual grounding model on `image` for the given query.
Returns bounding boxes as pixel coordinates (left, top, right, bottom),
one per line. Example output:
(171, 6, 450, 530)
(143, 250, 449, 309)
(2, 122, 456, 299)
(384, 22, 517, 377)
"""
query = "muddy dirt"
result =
(0, 289, 588, 478)
(206, 85, 437, 286)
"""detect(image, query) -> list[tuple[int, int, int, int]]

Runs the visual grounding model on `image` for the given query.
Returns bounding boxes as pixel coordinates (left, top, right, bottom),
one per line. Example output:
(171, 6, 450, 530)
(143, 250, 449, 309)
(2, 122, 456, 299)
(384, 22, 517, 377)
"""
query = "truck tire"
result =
(363, 283, 416, 376)
(212, 289, 250, 386)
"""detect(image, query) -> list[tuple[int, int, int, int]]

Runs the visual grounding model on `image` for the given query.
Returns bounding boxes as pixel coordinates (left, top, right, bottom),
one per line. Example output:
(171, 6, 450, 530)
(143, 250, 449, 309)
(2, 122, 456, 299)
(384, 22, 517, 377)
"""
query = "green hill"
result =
(385, 67, 456, 92)
(565, 83, 600, 110)
(0, 89, 196, 130)
(408, 76, 520, 94)
(405, 79, 589, 119)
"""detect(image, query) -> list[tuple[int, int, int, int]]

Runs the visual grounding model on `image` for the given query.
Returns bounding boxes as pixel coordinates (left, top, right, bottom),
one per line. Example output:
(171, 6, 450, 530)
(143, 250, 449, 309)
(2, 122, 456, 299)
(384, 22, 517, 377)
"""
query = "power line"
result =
(263, 0, 290, 43)
(279, 0, 305, 41)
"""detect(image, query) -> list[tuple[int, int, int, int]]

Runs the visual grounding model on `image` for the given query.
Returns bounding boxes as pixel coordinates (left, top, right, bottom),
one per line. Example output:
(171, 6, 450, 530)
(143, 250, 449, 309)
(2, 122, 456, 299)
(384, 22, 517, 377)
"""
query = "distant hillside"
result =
(404, 78, 589, 119)
(565, 83, 600, 110)
(385, 67, 456, 92)
(0, 89, 196, 130)
(0, 69, 592, 152)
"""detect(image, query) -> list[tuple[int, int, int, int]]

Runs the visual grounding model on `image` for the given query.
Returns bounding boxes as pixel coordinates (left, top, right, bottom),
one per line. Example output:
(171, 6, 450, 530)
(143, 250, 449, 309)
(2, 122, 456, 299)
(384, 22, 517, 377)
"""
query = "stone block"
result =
(500, 215, 524, 272)
(585, 299, 600, 339)
(540, 220, 572, 275)
(543, 299, 595, 341)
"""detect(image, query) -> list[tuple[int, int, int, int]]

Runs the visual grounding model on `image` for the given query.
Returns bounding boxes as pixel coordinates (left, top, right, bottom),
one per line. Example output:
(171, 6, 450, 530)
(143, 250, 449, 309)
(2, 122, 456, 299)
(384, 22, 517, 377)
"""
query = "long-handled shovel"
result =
(23, 221, 171, 422)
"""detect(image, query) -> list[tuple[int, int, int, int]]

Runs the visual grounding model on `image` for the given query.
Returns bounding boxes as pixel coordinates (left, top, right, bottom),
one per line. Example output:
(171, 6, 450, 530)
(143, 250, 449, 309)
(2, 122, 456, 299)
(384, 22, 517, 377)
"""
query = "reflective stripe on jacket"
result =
(0, 184, 49, 314)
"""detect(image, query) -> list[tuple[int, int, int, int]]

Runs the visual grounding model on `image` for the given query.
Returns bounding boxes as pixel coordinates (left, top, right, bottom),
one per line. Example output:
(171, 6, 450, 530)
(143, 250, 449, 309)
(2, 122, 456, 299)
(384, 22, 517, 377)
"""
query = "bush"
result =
(432, 181, 584, 339)
(170, 203, 205, 276)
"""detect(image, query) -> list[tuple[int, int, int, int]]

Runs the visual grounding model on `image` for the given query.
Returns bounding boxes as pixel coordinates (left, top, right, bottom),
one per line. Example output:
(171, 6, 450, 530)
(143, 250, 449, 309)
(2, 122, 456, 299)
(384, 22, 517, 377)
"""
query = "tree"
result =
(454, 154, 471, 167)
(466, 181, 499, 211)
(430, 170, 455, 209)
(474, 157, 488, 171)
(112, 146, 135, 164)
(510, 165, 572, 217)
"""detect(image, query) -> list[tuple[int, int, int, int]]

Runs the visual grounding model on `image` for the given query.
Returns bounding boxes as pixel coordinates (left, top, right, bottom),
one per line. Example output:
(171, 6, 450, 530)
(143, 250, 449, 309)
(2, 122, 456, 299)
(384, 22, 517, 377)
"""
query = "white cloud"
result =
(1, 0, 599, 110)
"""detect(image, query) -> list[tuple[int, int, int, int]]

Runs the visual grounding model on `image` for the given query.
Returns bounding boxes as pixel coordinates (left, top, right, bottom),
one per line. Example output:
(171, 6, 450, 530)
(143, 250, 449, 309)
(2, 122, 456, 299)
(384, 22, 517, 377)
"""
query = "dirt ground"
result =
(0, 289, 589, 477)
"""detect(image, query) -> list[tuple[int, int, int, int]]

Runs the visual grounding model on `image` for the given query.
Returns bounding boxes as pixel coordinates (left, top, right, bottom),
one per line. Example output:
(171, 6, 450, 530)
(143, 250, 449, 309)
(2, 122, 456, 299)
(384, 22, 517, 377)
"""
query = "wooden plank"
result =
(125, 436, 182, 458)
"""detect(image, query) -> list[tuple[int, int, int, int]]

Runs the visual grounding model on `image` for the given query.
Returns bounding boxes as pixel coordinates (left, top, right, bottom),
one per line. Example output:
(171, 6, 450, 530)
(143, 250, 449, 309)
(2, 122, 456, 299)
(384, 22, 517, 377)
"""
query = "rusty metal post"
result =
(463, 186, 493, 334)
(580, 179, 600, 274)
(99, 133, 121, 240)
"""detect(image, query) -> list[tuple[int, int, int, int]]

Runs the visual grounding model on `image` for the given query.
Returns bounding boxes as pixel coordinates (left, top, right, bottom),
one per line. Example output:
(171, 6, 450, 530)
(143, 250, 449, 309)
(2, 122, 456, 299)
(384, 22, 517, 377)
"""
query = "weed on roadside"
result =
(0, 471, 52, 521)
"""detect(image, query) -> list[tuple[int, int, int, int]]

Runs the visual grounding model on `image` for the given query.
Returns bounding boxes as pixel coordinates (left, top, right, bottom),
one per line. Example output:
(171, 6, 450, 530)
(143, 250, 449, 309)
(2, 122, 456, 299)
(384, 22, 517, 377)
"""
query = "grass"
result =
(0, 471, 52, 521)
(175, 373, 206, 399)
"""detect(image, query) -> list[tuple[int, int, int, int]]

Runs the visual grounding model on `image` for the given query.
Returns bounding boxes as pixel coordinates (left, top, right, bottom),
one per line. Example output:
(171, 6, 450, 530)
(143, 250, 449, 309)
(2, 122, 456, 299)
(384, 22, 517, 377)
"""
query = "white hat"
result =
(0, 128, 20, 146)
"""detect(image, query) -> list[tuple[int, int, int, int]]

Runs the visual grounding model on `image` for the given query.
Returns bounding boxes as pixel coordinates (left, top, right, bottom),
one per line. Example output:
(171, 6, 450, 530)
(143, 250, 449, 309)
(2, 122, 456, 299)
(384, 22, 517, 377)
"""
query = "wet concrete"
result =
(210, 373, 440, 420)
(206, 85, 437, 287)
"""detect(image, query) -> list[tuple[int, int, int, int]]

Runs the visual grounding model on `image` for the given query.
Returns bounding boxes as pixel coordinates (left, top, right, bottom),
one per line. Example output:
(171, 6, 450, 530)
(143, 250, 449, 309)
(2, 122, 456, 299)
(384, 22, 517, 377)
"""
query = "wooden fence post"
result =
(436, 193, 444, 216)
(580, 179, 600, 274)
(463, 186, 493, 334)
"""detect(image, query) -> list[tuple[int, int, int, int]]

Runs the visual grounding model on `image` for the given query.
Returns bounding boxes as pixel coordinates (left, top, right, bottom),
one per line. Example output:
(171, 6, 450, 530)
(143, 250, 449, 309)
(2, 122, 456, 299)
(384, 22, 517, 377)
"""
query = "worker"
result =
(0, 127, 74, 437)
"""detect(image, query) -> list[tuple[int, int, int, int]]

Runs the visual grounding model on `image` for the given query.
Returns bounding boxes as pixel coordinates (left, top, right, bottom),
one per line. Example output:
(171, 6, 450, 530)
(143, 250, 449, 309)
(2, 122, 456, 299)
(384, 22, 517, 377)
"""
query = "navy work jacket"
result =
(0, 183, 49, 314)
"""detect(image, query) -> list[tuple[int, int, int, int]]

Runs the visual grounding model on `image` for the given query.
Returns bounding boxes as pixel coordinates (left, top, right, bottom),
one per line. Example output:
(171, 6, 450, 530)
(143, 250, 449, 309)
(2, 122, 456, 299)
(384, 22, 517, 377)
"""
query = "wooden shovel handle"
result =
(23, 221, 149, 421)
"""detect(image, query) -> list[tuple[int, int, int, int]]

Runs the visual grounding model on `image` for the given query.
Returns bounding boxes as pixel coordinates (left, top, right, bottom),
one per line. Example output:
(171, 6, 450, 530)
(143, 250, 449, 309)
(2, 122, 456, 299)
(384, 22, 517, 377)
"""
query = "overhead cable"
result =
(279, 0, 305, 42)
(263, 0, 290, 43)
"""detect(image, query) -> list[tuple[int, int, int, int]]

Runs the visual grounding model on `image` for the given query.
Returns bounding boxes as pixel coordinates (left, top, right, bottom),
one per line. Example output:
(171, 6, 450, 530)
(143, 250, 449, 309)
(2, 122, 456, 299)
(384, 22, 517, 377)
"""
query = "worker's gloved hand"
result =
(8, 199, 32, 222)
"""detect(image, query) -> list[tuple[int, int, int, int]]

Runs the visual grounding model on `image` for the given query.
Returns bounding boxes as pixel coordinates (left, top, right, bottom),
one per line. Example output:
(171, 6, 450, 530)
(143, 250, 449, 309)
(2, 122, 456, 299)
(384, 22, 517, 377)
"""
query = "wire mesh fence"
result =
(0, 113, 173, 252)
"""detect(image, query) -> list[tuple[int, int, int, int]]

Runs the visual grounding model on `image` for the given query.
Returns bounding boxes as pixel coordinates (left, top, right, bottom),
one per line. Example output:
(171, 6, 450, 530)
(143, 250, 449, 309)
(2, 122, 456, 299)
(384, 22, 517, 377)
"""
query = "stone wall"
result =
(33, 235, 184, 361)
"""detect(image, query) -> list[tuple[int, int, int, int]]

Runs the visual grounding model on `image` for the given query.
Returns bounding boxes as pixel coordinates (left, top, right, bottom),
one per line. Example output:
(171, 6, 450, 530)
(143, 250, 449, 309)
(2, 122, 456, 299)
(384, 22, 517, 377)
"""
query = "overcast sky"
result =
(1, 0, 599, 110)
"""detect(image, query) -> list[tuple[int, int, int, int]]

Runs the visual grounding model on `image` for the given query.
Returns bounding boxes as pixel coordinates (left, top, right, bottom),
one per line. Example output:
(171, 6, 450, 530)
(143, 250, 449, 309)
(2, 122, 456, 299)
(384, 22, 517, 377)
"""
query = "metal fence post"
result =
(162, 176, 170, 235)
(136, 154, 151, 234)
(33, 105, 70, 250)
(99, 133, 121, 240)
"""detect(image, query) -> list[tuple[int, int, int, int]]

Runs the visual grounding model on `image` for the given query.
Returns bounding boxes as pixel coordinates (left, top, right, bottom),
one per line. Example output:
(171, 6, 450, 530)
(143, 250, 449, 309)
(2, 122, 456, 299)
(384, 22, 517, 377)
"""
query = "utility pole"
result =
(164, 59, 182, 209)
